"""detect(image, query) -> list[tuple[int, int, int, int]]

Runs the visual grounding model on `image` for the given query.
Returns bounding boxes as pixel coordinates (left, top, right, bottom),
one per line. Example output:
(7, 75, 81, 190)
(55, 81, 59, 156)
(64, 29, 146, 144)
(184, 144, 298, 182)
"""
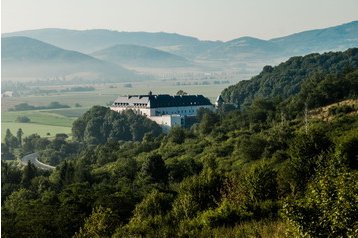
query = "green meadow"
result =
(1, 122, 72, 140)
(1, 109, 79, 140)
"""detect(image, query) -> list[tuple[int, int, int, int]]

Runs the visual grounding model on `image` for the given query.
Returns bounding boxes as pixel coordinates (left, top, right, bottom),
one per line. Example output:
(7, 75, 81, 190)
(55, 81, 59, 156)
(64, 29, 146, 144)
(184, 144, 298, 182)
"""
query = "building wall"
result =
(149, 105, 213, 116)
(110, 105, 214, 117)
(149, 115, 182, 133)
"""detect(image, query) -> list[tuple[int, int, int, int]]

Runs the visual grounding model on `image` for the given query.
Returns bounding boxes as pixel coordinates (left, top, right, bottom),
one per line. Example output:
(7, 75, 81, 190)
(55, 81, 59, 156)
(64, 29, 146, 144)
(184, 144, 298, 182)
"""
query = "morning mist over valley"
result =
(1, 0, 358, 237)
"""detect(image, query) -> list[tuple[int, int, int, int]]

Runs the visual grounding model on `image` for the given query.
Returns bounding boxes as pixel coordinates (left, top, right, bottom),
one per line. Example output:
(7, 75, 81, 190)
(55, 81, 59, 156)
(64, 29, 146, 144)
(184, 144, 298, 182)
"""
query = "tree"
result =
(283, 170, 358, 237)
(197, 110, 219, 135)
(74, 207, 116, 238)
(168, 127, 186, 144)
(21, 161, 38, 188)
(15, 116, 31, 123)
(140, 154, 168, 184)
(5, 129, 19, 151)
(1, 143, 15, 160)
(17, 128, 24, 147)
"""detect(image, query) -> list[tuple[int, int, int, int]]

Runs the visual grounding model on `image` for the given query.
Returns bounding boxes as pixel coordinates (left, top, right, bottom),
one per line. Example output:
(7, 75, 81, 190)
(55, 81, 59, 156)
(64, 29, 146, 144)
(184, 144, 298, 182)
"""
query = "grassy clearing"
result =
(2, 122, 71, 141)
(47, 108, 90, 117)
(2, 110, 76, 127)
(1, 109, 76, 142)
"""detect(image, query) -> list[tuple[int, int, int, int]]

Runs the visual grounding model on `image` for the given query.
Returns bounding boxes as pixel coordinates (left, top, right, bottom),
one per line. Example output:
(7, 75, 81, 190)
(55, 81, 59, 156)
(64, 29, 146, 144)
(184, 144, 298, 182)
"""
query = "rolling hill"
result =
(1, 28, 218, 58)
(270, 20, 358, 56)
(91, 44, 192, 68)
(201, 36, 283, 60)
(2, 21, 357, 78)
(3, 21, 357, 62)
(1, 36, 144, 83)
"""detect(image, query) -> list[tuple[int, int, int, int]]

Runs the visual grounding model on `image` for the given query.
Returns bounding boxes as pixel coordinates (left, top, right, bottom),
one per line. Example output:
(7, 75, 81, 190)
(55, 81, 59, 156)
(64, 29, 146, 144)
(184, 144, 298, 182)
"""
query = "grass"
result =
(1, 109, 77, 141)
(2, 110, 76, 127)
(2, 122, 71, 141)
(47, 107, 90, 117)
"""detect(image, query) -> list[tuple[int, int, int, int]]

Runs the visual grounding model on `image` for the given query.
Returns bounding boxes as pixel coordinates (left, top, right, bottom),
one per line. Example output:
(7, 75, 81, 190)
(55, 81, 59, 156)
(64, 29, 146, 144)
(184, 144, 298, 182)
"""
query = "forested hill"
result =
(221, 48, 358, 108)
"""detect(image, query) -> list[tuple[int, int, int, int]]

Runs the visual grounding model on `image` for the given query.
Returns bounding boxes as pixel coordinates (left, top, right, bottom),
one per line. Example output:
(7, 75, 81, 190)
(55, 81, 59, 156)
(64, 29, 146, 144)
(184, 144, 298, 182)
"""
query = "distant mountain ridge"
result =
(91, 44, 192, 68)
(2, 28, 210, 57)
(2, 36, 142, 82)
(270, 20, 358, 55)
(2, 21, 357, 82)
(3, 21, 357, 61)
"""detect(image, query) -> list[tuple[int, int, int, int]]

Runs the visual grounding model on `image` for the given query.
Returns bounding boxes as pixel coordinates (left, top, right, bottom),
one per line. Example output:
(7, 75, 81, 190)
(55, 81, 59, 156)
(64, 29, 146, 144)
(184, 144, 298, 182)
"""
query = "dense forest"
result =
(2, 49, 358, 238)
(222, 48, 358, 109)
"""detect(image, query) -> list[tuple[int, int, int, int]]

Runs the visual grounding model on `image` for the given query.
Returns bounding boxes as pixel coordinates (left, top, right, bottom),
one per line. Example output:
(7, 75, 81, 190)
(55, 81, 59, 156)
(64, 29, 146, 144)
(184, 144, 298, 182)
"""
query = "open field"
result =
(1, 109, 79, 141)
(2, 122, 72, 141)
(2, 110, 77, 127)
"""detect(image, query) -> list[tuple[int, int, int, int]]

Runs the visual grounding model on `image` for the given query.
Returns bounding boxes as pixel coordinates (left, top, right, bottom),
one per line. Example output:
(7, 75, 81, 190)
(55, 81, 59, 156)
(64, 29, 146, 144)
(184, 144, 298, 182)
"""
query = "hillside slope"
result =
(221, 48, 358, 107)
(3, 21, 357, 64)
(91, 44, 192, 68)
(1, 36, 143, 82)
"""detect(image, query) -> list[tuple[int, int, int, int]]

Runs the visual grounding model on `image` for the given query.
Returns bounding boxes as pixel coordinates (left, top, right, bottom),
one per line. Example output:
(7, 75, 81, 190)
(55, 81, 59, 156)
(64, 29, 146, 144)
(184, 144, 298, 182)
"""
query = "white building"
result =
(110, 92, 214, 132)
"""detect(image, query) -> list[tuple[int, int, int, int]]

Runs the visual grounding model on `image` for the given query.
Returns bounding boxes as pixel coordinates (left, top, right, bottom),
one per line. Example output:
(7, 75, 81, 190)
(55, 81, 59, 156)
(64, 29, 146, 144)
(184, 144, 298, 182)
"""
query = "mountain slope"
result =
(201, 36, 283, 60)
(1, 36, 142, 82)
(91, 44, 192, 68)
(270, 20, 358, 55)
(2, 29, 219, 58)
(221, 48, 358, 107)
(2, 21, 358, 74)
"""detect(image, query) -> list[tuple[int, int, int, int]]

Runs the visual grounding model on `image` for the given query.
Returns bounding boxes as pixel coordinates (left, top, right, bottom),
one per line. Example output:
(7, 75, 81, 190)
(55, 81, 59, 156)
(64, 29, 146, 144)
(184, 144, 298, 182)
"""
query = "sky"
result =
(1, 0, 357, 41)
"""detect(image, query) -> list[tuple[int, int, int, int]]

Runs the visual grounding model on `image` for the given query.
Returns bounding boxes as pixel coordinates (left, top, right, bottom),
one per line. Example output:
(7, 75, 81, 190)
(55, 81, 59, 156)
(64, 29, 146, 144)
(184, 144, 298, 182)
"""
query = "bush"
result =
(15, 116, 31, 123)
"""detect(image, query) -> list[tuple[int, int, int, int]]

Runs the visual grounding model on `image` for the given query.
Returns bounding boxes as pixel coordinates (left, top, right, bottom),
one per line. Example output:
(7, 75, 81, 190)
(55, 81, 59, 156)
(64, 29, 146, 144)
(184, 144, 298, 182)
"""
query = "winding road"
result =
(20, 153, 56, 170)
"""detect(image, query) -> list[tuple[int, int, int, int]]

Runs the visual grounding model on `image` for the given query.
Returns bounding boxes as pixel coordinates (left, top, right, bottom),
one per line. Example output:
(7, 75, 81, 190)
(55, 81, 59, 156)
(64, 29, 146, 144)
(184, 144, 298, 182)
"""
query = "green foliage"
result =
(15, 116, 31, 123)
(72, 106, 162, 144)
(1, 161, 22, 202)
(140, 154, 168, 184)
(74, 206, 116, 238)
(10, 101, 70, 111)
(243, 164, 278, 202)
(21, 162, 38, 188)
(222, 48, 358, 109)
(197, 108, 220, 135)
(172, 168, 223, 220)
(236, 135, 267, 161)
(335, 132, 358, 169)
(4, 128, 19, 151)
(283, 170, 358, 237)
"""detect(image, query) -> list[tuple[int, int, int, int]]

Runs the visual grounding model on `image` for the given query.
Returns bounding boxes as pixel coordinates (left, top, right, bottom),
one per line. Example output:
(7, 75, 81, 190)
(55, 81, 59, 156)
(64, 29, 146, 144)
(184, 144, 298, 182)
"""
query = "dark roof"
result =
(113, 94, 212, 108)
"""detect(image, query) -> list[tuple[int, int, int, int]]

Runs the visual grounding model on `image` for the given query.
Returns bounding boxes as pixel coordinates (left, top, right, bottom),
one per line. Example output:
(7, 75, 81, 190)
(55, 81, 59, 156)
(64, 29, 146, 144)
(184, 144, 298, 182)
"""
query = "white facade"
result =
(110, 105, 213, 117)
(110, 94, 214, 132)
(149, 115, 182, 133)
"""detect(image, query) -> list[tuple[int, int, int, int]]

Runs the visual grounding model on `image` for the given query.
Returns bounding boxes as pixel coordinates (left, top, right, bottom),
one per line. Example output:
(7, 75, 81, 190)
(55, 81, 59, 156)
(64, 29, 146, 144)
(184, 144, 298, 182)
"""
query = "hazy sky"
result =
(2, 0, 357, 41)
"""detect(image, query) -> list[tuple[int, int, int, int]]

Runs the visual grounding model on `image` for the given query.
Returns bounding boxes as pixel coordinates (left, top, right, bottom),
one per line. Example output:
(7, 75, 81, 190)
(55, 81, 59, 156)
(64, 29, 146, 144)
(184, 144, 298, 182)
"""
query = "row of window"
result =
(113, 102, 147, 107)
(154, 109, 195, 116)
